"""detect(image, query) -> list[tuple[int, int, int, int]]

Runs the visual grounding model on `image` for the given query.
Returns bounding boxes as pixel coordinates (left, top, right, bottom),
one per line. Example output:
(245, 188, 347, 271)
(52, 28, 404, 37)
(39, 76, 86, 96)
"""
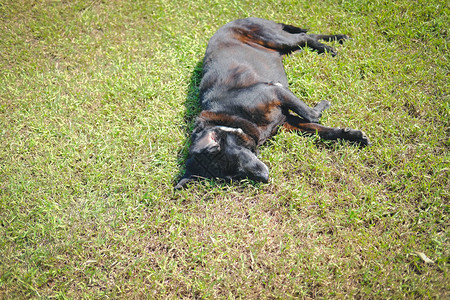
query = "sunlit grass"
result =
(0, 0, 448, 298)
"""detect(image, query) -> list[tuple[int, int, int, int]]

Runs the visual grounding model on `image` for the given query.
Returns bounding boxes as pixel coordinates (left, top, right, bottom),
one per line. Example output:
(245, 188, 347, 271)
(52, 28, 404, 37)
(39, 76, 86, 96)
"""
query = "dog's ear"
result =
(174, 173, 193, 189)
(175, 158, 197, 190)
(190, 130, 220, 154)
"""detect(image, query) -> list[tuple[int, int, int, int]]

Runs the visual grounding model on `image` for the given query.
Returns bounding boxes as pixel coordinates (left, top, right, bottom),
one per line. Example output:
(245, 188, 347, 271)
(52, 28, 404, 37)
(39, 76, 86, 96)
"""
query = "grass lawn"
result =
(0, 0, 448, 298)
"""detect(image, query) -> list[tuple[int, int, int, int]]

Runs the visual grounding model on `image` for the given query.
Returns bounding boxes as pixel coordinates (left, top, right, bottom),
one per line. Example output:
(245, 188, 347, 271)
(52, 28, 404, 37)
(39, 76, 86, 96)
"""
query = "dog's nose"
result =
(258, 164, 270, 183)
(260, 172, 269, 183)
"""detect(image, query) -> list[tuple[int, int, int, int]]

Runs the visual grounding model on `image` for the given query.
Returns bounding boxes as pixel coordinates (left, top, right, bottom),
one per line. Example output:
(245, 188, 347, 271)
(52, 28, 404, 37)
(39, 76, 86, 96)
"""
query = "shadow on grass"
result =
(174, 60, 203, 186)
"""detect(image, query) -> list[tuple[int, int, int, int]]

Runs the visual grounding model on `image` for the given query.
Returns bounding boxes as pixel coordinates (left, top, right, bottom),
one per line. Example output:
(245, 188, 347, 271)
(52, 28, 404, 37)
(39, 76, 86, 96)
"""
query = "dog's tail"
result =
(280, 23, 308, 34)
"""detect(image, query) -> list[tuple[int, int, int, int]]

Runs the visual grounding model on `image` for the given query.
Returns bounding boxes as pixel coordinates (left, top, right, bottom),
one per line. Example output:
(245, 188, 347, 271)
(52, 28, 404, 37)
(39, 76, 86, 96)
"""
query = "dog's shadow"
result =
(175, 61, 203, 184)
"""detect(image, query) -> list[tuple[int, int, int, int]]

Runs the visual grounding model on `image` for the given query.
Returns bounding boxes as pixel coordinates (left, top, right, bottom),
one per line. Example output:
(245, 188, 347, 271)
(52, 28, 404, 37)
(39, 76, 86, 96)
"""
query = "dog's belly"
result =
(256, 109, 286, 144)
(202, 46, 287, 90)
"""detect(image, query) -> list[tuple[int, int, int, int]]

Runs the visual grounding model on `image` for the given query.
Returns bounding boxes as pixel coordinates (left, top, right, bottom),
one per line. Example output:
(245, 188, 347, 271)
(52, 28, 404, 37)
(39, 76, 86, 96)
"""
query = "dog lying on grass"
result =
(176, 18, 370, 189)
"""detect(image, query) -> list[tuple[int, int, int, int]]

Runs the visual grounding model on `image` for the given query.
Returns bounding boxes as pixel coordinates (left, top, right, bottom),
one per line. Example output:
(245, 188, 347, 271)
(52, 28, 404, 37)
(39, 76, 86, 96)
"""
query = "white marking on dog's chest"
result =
(216, 126, 244, 135)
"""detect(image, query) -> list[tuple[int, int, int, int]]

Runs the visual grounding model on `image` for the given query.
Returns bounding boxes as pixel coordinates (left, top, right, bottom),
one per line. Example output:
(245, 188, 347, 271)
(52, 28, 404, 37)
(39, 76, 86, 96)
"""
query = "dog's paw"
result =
(307, 110, 321, 123)
(341, 128, 371, 146)
(336, 34, 351, 44)
(324, 45, 337, 56)
(314, 100, 331, 114)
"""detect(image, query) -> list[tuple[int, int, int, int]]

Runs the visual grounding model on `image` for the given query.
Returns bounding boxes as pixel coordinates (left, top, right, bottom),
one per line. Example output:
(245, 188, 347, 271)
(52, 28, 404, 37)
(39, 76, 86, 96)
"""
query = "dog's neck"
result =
(198, 110, 261, 146)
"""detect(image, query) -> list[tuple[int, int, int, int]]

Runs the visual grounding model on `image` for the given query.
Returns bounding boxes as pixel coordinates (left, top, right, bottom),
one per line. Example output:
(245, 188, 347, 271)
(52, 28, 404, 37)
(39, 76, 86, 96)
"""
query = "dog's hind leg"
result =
(278, 23, 350, 52)
(283, 114, 371, 146)
(286, 32, 351, 56)
(279, 23, 350, 44)
(236, 19, 346, 56)
(273, 30, 340, 55)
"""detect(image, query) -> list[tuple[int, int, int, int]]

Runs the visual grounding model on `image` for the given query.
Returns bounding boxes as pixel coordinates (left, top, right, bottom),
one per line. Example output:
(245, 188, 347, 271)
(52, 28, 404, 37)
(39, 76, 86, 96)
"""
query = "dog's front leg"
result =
(275, 86, 330, 123)
(283, 114, 371, 146)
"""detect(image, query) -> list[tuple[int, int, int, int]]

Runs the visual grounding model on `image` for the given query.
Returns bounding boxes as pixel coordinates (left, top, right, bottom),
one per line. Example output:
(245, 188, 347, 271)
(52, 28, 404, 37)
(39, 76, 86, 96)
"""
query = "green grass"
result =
(0, 0, 448, 298)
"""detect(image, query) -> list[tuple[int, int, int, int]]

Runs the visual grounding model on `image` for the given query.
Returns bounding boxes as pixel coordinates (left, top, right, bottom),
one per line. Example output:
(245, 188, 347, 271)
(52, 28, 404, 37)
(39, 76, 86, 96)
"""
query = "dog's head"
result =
(175, 122, 269, 189)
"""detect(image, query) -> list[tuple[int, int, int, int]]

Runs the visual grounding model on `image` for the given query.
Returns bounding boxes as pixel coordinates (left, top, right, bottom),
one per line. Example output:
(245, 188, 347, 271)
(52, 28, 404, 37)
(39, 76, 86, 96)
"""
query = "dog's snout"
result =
(257, 163, 270, 183)
(260, 171, 269, 183)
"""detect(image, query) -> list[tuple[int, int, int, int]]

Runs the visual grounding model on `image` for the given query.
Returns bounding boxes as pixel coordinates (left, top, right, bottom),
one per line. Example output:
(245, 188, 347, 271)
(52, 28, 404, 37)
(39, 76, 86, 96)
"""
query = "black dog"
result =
(176, 18, 370, 189)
